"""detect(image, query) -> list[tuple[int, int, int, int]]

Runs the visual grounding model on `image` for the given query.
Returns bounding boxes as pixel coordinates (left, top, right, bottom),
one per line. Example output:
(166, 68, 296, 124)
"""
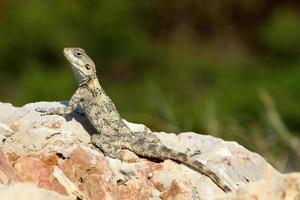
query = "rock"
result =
(14, 156, 68, 195)
(0, 183, 75, 200)
(0, 101, 293, 200)
(217, 173, 300, 200)
(0, 148, 19, 184)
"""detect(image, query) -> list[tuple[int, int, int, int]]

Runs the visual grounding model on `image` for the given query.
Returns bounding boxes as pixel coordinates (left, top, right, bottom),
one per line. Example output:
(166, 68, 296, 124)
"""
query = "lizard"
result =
(36, 47, 232, 193)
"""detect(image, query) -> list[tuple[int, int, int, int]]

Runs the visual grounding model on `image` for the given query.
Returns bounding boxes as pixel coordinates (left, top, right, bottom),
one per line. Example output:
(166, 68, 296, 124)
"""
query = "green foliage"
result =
(0, 0, 299, 171)
(16, 66, 75, 103)
(259, 9, 300, 57)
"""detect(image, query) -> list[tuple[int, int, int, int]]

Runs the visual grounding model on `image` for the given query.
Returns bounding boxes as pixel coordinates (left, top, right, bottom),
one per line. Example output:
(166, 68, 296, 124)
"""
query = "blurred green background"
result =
(0, 0, 299, 171)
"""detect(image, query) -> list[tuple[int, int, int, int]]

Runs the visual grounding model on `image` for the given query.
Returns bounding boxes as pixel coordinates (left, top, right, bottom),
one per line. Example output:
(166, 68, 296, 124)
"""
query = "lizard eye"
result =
(85, 64, 91, 70)
(76, 51, 82, 56)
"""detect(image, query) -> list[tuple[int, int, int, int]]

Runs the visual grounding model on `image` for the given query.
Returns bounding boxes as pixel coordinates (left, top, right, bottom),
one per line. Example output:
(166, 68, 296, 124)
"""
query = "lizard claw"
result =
(184, 148, 201, 157)
(189, 149, 201, 157)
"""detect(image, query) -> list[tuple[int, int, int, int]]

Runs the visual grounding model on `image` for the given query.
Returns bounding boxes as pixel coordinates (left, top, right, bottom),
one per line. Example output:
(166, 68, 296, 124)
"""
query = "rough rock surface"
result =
(0, 183, 74, 200)
(0, 101, 297, 200)
(218, 173, 300, 200)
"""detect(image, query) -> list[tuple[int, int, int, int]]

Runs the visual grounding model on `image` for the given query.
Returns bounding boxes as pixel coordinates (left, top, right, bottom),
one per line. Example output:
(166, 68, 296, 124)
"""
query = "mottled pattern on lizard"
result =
(91, 132, 232, 192)
(36, 47, 232, 193)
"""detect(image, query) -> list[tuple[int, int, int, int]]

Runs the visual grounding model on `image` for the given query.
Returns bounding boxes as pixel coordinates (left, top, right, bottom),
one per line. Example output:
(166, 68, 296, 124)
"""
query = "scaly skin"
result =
(91, 132, 232, 192)
(37, 47, 232, 193)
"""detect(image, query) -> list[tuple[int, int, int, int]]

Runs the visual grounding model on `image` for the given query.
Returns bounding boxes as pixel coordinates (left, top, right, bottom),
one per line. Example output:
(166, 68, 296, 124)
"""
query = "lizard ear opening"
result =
(85, 64, 91, 70)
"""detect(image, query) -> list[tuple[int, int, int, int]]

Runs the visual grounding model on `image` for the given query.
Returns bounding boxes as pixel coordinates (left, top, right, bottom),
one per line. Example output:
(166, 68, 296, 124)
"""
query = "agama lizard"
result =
(37, 47, 232, 193)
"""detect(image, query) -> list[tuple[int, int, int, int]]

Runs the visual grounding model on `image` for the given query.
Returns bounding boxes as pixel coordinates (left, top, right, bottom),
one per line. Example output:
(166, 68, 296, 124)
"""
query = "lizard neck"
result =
(84, 75, 102, 90)
(78, 74, 98, 87)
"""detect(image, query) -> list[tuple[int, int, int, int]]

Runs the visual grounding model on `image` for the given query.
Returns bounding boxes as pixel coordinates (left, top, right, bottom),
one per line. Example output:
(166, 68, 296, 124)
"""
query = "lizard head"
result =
(63, 47, 96, 85)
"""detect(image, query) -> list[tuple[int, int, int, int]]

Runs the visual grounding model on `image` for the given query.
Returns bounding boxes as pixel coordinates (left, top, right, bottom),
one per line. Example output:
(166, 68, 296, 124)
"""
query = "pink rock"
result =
(59, 146, 112, 199)
(59, 147, 157, 200)
(0, 183, 75, 200)
(14, 156, 68, 195)
(0, 148, 19, 184)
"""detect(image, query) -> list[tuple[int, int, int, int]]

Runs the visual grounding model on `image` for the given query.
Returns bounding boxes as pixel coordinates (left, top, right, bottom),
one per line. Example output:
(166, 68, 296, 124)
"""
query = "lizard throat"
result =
(78, 74, 98, 86)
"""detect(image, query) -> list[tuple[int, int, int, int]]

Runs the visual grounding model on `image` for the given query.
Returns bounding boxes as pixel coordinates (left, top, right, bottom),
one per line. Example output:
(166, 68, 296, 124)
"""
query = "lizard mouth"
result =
(63, 48, 71, 59)
(63, 48, 78, 68)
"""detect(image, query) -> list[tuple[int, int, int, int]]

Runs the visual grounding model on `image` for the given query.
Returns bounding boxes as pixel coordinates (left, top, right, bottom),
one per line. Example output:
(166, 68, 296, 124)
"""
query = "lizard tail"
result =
(131, 143, 232, 193)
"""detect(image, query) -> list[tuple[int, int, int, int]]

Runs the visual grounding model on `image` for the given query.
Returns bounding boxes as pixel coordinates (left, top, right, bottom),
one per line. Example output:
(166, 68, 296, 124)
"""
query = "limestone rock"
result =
(0, 183, 75, 200)
(217, 173, 300, 200)
(0, 101, 292, 200)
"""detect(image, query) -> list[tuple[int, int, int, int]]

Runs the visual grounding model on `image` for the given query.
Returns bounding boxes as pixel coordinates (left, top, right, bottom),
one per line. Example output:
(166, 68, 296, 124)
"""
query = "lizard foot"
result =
(35, 107, 53, 116)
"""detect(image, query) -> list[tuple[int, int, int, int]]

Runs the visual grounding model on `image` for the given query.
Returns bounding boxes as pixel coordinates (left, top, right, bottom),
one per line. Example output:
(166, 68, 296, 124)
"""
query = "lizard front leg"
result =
(36, 88, 84, 116)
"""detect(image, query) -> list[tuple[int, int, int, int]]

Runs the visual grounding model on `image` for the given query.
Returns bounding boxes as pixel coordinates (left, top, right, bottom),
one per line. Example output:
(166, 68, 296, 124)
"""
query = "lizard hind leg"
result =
(133, 131, 161, 144)
(91, 134, 121, 159)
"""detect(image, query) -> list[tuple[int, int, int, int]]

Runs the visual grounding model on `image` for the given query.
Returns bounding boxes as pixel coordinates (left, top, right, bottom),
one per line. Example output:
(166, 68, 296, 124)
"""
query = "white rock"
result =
(217, 173, 300, 200)
(0, 101, 284, 200)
